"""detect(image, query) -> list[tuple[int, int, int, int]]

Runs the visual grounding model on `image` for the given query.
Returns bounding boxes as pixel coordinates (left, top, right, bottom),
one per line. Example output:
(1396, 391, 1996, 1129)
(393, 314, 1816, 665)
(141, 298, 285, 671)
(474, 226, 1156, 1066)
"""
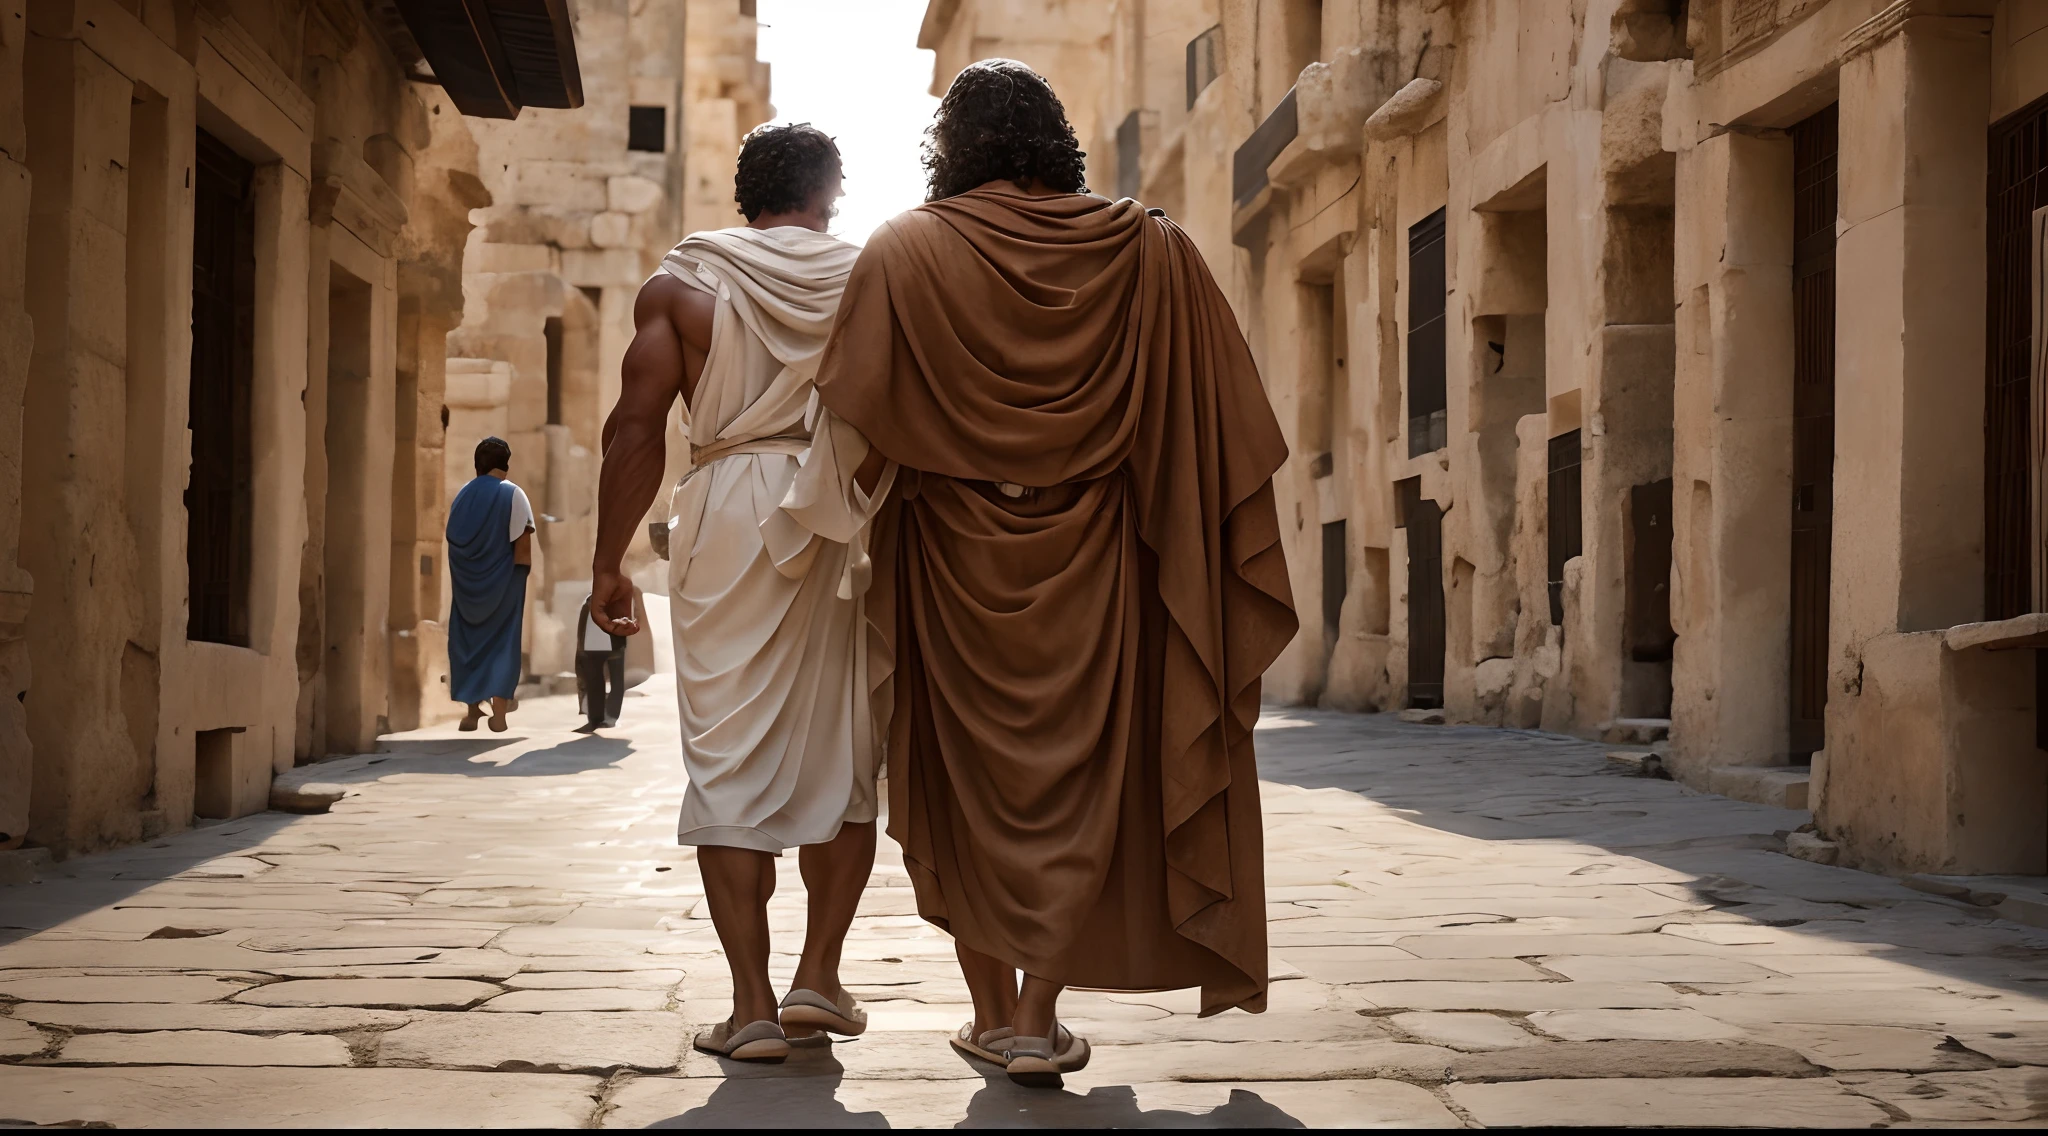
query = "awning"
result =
(390, 0, 584, 119)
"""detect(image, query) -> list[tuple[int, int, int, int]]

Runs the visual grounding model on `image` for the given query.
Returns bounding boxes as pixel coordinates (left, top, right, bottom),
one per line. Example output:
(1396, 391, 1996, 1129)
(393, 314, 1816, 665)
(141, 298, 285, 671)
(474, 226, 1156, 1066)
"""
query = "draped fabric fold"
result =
(814, 186, 1295, 1015)
(658, 225, 888, 854)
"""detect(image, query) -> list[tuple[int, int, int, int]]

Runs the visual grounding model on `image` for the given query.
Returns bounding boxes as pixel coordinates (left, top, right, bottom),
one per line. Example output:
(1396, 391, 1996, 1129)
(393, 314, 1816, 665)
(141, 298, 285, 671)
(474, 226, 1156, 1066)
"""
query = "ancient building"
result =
(438, 0, 743, 709)
(0, 0, 584, 855)
(937, 0, 2048, 877)
(919, 0, 1114, 191)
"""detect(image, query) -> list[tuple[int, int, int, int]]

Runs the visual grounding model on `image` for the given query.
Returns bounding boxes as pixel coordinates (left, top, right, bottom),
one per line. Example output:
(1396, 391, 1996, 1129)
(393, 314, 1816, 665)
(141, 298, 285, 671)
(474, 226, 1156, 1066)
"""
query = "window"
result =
(1407, 209, 1447, 457)
(187, 129, 255, 647)
(1117, 111, 1143, 201)
(544, 316, 564, 425)
(1186, 25, 1221, 110)
(628, 105, 667, 153)
(1322, 520, 1347, 643)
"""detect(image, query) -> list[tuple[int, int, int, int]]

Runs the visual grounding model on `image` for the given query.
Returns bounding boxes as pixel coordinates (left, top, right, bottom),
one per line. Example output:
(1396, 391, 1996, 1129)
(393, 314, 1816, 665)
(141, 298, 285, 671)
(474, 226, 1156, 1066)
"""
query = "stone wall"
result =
(0, 0, 501, 856)
(982, 0, 2048, 875)
(444, 0, 729, 702)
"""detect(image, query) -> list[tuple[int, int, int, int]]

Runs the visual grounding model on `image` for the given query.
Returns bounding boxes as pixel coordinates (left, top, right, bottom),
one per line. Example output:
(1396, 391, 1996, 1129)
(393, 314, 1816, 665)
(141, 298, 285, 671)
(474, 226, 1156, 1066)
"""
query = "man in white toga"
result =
(588, 124, 891, 1065)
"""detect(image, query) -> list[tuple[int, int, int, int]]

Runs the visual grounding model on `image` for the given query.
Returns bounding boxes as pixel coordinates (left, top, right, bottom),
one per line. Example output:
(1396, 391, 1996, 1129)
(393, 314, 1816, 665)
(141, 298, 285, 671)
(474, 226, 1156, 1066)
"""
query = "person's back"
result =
(446, 436, 534, 732)
(589, 123, 895, 1068)
(810, 59, 1296, 1089)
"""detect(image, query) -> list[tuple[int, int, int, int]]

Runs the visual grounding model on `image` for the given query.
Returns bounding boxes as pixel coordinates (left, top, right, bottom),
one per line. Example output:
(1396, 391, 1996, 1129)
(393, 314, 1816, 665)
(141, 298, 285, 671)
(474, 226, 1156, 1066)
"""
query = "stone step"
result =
(1396, 707, 1446, 725)
(1700, 764, 1811, 811)
(1599, 717, 1670, 745)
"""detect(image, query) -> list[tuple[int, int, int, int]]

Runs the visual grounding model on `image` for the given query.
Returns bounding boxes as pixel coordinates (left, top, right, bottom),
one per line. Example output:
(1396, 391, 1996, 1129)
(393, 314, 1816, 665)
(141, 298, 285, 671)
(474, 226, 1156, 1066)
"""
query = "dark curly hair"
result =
(734, 123, 843, 221)
(923, 59, 1088, 201)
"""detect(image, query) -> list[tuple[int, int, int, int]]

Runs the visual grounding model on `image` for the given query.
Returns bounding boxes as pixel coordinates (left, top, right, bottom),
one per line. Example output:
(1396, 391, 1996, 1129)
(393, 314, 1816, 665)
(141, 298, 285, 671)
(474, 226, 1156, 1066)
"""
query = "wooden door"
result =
(1789, 104, 1838, 758)
(187, 129, 256, 647)
(1400, 478, 1444, 708)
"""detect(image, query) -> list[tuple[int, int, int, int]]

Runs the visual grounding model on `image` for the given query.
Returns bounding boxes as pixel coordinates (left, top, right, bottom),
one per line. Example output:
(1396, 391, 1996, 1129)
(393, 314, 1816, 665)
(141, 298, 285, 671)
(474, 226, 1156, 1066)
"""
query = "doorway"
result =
(1399, 477, 1444, 708)
(1788, 104, 1838, 759)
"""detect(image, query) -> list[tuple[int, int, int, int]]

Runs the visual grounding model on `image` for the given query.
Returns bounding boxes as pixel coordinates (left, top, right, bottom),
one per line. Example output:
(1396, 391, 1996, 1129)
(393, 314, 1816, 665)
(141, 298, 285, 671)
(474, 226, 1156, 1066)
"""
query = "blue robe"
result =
(446, 476, 527, 704)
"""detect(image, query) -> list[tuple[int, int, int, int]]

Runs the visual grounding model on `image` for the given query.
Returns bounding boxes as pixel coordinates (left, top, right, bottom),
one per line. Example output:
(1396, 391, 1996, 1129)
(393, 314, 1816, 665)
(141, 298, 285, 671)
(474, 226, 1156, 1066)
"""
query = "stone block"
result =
(1703, 764, 1810, 809)
(1525, 1008, 1745, 1042)
(376, 1009, 685, 1072)
(8, 1002, 412, 1033)
(57, 1029, 351, 1066)
(1748, 1025, 1998, 1073)
(606, 175, 664, 214)
(1388, 1011, 1536, 1051)
(477, 987, 668, 1012)
(1450, 1039, 1816, 1082)
(0, 1015, 48, 1057)
(0, 1066, 602, 1127)
(1450, 1076, 1890, 1127)
(1397, 707, 1445, 725)
(589, 211, 631, 248)
(0, 975, 253, 1003)
(1785, 831, 1840, 865)
(234, 978, 500, 1010)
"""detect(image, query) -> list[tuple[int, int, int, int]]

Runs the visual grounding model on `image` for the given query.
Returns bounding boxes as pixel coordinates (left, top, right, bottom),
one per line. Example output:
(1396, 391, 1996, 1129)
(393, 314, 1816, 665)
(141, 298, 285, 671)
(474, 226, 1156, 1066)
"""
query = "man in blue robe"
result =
(447, 436, 534, 731)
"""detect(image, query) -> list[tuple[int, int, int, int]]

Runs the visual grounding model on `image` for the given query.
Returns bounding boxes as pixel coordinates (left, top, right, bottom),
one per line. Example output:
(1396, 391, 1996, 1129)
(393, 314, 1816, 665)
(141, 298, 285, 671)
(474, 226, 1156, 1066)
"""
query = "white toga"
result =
(660, 226, 894, 852)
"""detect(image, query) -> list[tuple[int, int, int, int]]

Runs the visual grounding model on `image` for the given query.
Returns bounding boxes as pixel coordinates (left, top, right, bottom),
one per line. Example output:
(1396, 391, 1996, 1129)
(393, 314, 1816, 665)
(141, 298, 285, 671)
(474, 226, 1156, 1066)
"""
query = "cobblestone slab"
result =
(0, 697, 2042, 1127)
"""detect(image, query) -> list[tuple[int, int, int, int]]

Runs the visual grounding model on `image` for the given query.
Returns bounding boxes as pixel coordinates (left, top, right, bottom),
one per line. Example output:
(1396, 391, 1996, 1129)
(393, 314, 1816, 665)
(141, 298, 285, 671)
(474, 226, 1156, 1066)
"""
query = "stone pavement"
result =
(1, 685, 2045, 1128)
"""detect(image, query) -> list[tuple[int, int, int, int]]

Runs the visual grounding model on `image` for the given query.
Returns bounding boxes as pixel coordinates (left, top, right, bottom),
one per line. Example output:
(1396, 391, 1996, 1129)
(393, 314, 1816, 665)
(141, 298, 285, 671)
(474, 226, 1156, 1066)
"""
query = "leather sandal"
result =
(779, 987, 867, 1037)
(949, 1020, 1015, 1065)
(692, 1018, 790, 1064)
(1004, 1023, 1089, 1088)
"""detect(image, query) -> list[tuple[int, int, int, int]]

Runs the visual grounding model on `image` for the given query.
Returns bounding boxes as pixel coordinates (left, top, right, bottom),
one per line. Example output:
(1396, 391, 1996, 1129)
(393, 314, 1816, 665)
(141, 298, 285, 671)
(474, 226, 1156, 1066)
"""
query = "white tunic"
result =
(662, 226, 892, 852)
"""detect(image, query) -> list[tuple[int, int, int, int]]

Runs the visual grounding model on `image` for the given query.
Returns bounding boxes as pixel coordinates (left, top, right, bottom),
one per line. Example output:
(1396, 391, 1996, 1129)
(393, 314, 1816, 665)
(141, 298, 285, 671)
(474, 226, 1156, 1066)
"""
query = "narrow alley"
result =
(1, 679, 2042, 1127)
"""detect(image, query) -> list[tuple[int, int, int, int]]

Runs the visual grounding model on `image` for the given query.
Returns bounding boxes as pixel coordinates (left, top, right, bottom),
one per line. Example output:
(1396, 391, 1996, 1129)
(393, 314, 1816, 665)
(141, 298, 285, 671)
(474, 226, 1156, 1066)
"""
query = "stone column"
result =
(1832, 7, 1991, 644)
(1669, 129, 1796, 776)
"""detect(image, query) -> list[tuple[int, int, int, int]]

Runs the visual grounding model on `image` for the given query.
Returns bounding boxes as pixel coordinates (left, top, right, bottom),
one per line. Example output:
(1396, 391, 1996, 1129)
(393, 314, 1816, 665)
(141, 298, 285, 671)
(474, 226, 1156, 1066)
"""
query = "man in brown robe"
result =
(809, 59, 1296, 1088)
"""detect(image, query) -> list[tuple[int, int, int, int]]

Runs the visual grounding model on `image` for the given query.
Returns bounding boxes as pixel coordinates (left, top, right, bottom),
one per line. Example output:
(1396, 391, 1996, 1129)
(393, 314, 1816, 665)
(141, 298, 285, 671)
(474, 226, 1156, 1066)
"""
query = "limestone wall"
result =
(920, 0, 1115, 191)
(0, 0, 495, 856)
(1031, 0, 2048, 874)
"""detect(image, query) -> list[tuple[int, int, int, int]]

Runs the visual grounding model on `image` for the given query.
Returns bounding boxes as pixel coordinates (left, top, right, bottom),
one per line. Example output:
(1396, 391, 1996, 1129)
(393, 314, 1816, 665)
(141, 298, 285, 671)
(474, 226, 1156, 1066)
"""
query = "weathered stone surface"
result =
(0, 1066, 602, 1127)
(1387, 1011, 1537, 1051)
(1525, 1008, 1744, 1042)
(57, 1029, 352, 1067)
(0, 975, 252, 1003)
(1750, 1024, 2001, 1072)
(0, 1015, 48, 1057)
(376, 1010, 685, 1073)
(1278, 950, 1548, 984)
(478, 987, 668, 1012)
(504, 968, 685, 989)
(1450, 1076, 1892, 1127)
(234, 978, 500, 1010)
(1835, 1068, 2048, 1123)
(7, 1001, 412, 1032)
(1450, 1040, 1819, 1082)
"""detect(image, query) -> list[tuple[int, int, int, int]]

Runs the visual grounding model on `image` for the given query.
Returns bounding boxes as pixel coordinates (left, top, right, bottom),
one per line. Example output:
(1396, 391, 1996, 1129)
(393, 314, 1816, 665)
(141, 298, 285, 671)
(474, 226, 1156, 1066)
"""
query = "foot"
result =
(780, 987, 867, 1037)
(602, 717, 619, 728)
(573, 722, 600, 734)
(950, 1020, 1015, 1065)
(692, 1018, 790, 1064)
(488, 703, 509, 732)
(459, 705, 482, 732)
(1005, 1024, 1088, 1089)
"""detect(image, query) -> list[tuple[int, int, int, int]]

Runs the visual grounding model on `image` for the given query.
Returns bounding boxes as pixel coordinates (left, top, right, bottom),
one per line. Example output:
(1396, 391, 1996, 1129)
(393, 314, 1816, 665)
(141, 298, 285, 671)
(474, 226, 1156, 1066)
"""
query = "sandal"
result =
(780, 987, 867, 1037)
(1004, 1023, 1089, 1088)
(949, 1020, 1015, 1065)
(692, 1018, 790, 1064)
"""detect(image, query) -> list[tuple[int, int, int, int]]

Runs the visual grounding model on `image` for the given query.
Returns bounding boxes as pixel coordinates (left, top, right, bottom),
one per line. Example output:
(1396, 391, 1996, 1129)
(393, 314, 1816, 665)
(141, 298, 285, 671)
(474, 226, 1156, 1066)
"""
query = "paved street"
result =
(2, 679, 2045, 1128)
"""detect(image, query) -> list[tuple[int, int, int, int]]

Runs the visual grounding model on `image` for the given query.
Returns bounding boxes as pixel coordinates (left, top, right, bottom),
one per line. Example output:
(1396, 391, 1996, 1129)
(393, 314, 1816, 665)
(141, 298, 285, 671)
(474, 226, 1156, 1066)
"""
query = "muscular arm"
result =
(590, 272, 713, 634)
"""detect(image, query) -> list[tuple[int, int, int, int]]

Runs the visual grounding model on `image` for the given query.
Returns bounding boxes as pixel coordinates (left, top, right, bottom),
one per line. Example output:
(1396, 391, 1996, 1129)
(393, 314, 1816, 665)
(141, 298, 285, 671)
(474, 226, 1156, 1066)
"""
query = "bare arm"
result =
(590, 273, 713, 634)
(513, 529, 533, 566)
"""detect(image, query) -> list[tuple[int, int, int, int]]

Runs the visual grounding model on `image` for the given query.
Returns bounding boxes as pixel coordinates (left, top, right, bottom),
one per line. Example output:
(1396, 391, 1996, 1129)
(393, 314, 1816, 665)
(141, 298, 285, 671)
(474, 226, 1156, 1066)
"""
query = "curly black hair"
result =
(734, 123, 843, 221)
(923, 59, 1088, 202)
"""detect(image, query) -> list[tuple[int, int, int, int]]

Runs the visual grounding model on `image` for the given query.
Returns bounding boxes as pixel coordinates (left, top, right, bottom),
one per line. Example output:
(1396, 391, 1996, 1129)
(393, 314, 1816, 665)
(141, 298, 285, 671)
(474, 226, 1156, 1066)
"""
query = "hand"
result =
(591, 570, 641, 636)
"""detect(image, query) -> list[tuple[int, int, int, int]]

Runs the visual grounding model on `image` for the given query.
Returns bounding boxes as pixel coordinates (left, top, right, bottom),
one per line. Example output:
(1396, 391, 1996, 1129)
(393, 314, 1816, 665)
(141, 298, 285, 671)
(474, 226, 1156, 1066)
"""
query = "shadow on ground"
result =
(1251, 707, 2048, 1001)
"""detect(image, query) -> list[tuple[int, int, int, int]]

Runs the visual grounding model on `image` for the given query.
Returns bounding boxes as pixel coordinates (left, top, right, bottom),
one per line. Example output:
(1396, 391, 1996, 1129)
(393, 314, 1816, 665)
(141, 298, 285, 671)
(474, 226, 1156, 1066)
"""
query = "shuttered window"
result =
(186, 129, 255, 647)
(1408, 209, 1447, 457)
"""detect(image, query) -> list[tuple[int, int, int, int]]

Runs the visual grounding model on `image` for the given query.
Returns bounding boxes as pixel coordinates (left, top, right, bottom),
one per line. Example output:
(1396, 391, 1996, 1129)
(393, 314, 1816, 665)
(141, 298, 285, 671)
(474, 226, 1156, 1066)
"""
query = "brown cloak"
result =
(814, 185, 1295, 1015)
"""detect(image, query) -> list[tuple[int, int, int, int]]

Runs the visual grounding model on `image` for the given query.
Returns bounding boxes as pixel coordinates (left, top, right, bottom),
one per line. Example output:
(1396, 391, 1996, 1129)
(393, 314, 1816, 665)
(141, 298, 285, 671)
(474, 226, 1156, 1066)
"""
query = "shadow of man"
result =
(648, 1050, 888, 1129)
(958, 1077, 1305, 1128)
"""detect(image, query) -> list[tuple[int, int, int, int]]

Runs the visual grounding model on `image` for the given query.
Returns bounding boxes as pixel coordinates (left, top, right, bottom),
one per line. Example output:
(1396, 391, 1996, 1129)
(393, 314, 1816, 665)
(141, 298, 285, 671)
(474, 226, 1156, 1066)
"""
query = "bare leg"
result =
(698, 845, 779, 1026)
(955, 942, 1020, 1038)
(488, 696, 511, 731)
(1013, 974, 1065, 1042)
(791, 821, 876, 998)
